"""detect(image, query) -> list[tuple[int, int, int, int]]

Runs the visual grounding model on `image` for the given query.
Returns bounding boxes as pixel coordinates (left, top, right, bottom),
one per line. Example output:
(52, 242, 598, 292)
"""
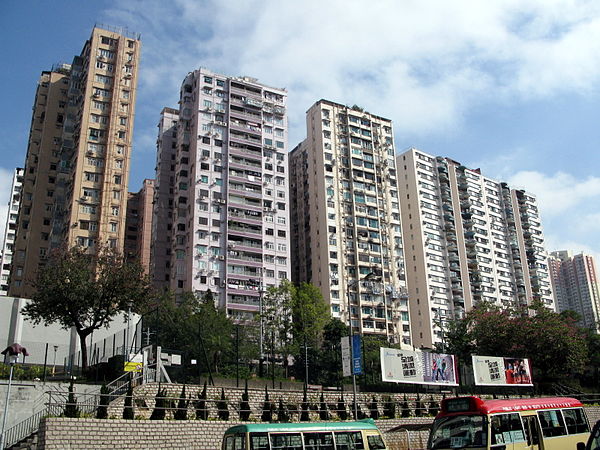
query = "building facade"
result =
(161, 68, 291, 320)
(398, 148, 554, 348)
(9, 26, 141, 298)
(124, 179, 155, 274)
(549, 250, 600, 331)
(1, 168, 24, 295)
(150, 107, 179, 290)
(290, 100, 410, 344)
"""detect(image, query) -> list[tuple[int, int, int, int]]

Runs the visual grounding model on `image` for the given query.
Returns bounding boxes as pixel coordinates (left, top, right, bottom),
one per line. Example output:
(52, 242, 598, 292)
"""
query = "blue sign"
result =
(352, 335, 362, 375)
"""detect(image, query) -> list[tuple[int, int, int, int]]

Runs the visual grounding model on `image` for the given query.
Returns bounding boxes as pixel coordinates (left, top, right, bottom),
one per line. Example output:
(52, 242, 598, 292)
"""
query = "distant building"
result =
(549, 250, 600, 331)
(153, 68, 291, 320)
(398, 148, 554, 348)
(150, 107, 179, 290)
(1, 168, 24, 295)
(124, 179, 155, 274)
(9, 26, 141, 298)
(289, 100, 410, 345)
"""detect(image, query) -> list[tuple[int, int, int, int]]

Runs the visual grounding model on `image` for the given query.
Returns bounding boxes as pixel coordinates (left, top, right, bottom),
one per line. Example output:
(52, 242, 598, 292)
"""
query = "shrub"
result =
(195, 381, 209, 420)
(319, 392, 329, 421)
(383, 395, 396, 419)
(401, 394, 411, 418)
(150, 384, 168, 420)
(122, 378, 134, 419)
(337, 394, 348, 421)
(217, 388, 229, 420)
(300, 387, 310, 422)
(415, 393, 423, 417)
(369, 396, 379, 419)
(64, 379, 80, 418)
(428, 395, 439, 416)
(96, 384, 110, 419)
(239, 380, 251, 421)
(276, 398, 289, 422)
(261, 385, 274, 422)
(174, 384, 189, 420)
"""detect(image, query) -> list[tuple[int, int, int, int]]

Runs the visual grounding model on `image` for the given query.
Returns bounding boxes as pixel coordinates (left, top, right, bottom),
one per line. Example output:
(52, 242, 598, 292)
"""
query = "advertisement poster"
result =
(380, 347, 458, 386)
(472, 355, 533, 386)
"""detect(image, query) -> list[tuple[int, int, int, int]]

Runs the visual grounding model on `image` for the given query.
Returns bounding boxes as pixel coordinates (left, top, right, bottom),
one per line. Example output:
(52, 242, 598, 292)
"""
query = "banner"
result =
(472, 355, 533, 386)
(341, 336, 363, 377)
(380, 348, 458, 386)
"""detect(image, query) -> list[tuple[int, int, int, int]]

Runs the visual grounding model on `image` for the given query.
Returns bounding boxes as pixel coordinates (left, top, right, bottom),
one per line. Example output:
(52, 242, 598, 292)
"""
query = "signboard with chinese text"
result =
(472, 355, 533, 386)
(380, 347, 458, 385)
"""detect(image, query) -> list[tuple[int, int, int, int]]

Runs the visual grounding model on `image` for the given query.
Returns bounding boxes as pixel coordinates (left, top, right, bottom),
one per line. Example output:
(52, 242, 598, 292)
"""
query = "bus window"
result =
(270, 433, 303, 450)
(225, 435, 246, 450)
(366, 434, 386, 449)
(562, 408, 590, 435)
(538, 410, 567, 437)
(250, 432, 269, 450)
(490, 413, 525, 446)
(304, 432, 334, 449)
(428, 415, 487, 449)
(335, 431, 365, 450)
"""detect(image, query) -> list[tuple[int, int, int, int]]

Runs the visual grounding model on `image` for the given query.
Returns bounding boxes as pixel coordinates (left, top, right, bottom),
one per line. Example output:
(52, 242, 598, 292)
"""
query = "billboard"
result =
(380, 348, 459, 386)
(472, 355, 533, 386)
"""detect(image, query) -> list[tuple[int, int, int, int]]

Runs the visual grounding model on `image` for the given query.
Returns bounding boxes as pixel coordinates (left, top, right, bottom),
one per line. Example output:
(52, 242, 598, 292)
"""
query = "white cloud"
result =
(104, 0, 600, 147)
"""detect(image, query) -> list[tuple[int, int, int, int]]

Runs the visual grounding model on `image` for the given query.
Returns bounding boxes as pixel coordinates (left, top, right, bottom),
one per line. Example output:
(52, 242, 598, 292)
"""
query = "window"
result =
(537, 410, 567, 437)
(562, 408, 589, 434)
(122, 90, 130, 99)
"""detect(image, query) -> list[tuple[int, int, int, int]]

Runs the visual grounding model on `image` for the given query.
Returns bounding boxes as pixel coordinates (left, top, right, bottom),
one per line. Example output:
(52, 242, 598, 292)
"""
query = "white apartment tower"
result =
(151, 107, 179, 289)
(290, 101, 411, 345)
(167, 68, 291, 319)
(549, 250, 600, 332)
(1, 168, 24, 295)
(398, 148, 554, 348)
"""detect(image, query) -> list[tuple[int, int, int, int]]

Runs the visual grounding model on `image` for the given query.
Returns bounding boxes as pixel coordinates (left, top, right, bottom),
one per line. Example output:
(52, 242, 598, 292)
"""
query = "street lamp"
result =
(52, 345, 59, 376)
(1, 344, 30, 450)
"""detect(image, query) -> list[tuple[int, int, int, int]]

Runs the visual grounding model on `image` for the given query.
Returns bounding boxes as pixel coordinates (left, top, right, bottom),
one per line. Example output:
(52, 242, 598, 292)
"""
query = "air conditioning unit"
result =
(218, 255, 225, 260)
(218, 199, 226, 204)
(124, 73, 132, 79)
(228, 244, 236, 249)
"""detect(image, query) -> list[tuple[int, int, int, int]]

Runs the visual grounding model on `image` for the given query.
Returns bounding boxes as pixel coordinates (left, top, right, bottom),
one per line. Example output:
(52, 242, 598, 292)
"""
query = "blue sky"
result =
(1, 0, 599, 261)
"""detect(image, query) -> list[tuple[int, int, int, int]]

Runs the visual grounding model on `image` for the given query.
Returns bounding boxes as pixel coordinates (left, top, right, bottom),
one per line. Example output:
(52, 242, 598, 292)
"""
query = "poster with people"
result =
(380, 347, 458, 385)
(472, 355, 533, 386)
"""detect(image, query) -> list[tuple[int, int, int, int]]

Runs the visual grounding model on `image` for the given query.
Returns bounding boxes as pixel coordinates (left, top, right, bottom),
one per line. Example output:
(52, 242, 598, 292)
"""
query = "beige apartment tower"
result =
(9, 26, 141, 298)
(398, 148, 554, 348)
(290, 100, 411, 345)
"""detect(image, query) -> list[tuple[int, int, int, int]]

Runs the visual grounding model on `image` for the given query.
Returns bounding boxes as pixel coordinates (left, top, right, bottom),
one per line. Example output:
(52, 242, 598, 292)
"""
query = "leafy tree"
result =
(261, 280, 295, 376)
(217, 388, 229, 420)
(64, 378, 80, 418)
(23, 247, 151, 369)
(195, 381, 208, 420)
(239, 380, 251, 421)
(315, 319, 348, 386)
(96, 384, 110, 419)
(122, 378, 134, 419)
(174, 384, 189, 420)
(150, 384, 168, 420)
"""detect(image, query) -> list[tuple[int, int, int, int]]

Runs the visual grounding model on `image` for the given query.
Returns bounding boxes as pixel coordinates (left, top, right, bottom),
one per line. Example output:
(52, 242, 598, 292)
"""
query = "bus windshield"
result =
(428, 415, 487, 449)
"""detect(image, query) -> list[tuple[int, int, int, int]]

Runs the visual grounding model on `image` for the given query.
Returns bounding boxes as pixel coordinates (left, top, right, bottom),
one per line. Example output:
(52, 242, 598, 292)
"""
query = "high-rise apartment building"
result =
(160, 68, 290, 320)
(1, 168, 24, 295)
(150, 107, 178, 290)
(398, 148, 554, 348)
(9, 26, 141, 298)
(290, 101, 410, 344)
(549, 250, 600, 331)
(124, 179, 155, 274)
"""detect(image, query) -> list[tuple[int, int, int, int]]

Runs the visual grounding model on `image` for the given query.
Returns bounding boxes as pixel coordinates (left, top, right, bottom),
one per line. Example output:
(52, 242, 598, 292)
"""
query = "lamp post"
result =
(1, 344, 30, 450)
(52, 345, 58, 376)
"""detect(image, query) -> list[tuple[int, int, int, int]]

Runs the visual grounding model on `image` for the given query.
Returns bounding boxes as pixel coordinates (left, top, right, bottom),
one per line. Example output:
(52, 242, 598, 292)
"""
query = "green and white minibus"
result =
(222, 419, 388, 449)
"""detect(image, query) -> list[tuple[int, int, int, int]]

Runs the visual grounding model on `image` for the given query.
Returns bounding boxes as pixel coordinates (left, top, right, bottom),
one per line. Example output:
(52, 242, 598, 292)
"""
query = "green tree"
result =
(195, 381, 208, 420)
(174, 384, 189, 420)
(217, 388, 229, 420)
(96, 384, 110, 419)
(150, 384, 167, 420)
(315, 318, 348, 386)
(239, 380, 251, 421)
(23, 247, 151, 369)
(64, 378, 80, 418)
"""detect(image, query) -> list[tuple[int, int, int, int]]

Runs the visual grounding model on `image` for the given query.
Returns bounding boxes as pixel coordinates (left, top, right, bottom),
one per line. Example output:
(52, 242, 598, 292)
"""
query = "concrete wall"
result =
(0, 381, 101, 431)
(37, 417, 431, 450)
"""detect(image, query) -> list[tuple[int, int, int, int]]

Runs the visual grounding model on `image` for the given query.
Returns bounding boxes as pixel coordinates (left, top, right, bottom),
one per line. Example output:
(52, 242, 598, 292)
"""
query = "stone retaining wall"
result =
(38, 417, 431, 449)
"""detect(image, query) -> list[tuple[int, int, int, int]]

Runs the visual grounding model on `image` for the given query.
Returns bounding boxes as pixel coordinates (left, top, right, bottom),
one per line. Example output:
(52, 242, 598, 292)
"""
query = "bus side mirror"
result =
(576, 442, 585, 450)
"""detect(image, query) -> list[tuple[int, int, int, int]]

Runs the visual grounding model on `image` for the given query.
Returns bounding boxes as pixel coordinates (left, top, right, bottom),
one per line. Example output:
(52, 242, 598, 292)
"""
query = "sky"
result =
(1, 0, 599, 262)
